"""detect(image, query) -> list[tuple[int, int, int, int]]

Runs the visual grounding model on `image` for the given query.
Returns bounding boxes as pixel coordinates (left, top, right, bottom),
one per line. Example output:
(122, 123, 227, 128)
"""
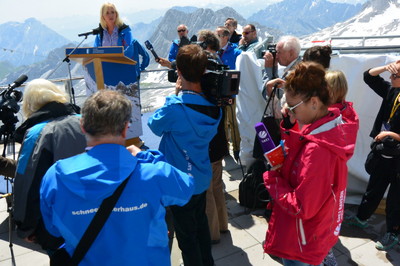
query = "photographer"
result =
(148, 44, 220, 266)
(197, 30, 230, 244)
(345, 61, 400, 251)
(13, 79, 86, 254)
(261, 36, 302, 118)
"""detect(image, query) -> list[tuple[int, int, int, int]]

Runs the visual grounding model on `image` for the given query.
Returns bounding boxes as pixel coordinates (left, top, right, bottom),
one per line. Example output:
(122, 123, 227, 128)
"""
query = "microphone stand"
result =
(45, 35, 89, 105)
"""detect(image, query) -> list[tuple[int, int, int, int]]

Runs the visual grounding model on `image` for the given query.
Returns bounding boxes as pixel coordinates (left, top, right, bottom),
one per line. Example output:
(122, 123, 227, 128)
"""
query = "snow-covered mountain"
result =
(301, 0, 400, 47)
(0, 18, 69, 68)
(248, 0, 362, 37)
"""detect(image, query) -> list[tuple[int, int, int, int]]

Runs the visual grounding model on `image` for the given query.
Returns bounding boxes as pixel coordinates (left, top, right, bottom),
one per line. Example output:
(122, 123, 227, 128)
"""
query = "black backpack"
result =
(239, 159, 270, 210)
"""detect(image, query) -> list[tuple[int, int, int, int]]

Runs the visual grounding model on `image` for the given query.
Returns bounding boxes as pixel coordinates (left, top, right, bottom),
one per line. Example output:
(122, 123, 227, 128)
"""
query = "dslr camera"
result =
(261, 43, 277, 58)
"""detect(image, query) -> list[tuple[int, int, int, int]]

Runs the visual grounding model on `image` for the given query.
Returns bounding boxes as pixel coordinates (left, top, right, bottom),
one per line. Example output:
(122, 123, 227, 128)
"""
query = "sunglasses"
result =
(287, 100, 304, 114)
(177, 29, 186, 33)
(391, 73, 400, 79)
(242, 31, 254, 35)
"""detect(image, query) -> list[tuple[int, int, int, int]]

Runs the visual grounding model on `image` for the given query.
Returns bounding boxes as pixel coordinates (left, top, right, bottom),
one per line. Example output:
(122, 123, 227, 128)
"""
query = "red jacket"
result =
(263, 108, 358, 265)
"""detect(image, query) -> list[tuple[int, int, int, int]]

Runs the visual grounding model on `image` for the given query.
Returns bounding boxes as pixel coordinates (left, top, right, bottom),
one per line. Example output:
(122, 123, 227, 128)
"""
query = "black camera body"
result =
(0, 88, 22, 134)
(201, 59, 240, 106)
(168, 57, 240, 107)
(267, 44, 277, 57)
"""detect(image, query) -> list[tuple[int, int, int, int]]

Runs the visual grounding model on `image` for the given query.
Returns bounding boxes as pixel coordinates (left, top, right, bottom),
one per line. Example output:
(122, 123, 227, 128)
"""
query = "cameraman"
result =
(197, 30, 230, 243)
(148, 44, 220, 266)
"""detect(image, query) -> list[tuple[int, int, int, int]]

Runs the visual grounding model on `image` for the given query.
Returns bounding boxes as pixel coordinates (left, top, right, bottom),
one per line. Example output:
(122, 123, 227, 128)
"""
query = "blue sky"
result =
(0, 0, 367, 24)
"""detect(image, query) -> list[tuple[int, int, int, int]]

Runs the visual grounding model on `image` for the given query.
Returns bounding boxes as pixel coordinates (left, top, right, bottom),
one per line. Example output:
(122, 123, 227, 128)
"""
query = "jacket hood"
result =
(15, 102, 80, 143)
(55, 144, 137, 201)
(165, 94, 221, 138)
(286, 108, 358, 162)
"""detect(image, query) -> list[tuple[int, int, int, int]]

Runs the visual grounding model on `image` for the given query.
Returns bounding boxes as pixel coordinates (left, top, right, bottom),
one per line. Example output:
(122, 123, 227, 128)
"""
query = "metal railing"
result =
(305, 35, 400, 54)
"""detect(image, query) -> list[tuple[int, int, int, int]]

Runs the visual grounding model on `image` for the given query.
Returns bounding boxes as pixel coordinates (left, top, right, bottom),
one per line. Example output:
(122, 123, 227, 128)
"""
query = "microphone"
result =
(9, 75, 28, 90)
(78, 28, 101, 37)
(144, 40, 160, 61)
(255, 122, 276, 153)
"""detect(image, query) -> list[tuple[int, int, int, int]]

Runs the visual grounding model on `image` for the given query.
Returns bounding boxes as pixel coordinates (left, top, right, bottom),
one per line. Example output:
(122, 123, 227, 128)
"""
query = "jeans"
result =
(170, 191, 214, 266)
(282, 258, 321, 266)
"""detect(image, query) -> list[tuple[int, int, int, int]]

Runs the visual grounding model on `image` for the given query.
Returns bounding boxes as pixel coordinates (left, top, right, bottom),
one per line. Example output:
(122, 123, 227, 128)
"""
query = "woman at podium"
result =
(94, 2, 149, 83)
(93, 2, 149, 149)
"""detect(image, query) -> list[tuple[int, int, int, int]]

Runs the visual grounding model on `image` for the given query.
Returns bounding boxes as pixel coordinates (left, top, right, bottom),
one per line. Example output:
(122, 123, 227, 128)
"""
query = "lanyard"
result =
(388, 92, 400, 123)
(180, 90, 204, 97)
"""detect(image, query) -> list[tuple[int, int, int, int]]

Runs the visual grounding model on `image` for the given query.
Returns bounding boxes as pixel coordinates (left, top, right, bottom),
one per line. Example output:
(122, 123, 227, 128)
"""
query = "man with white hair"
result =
(262, 35, 302, 99)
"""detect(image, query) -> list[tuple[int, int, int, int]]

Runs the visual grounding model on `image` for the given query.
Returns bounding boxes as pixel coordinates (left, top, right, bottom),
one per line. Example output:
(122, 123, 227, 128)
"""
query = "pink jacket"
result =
(263, 108, 358, 265)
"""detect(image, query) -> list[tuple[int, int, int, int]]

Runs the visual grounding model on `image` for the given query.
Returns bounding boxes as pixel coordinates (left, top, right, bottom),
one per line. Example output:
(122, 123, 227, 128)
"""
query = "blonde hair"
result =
(100, 2, 124, 29)
(325, 70, 348, 104)
(22, 79, 69, 118)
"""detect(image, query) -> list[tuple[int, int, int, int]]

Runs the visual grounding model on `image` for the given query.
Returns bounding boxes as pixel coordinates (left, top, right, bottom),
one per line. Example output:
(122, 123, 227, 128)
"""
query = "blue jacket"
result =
(148, 93, 221, 194)
(168, 39, 180, 62)
(40, 145, 194, 266)
(220, 42, 242, 70)
(94, 24, 150, 79)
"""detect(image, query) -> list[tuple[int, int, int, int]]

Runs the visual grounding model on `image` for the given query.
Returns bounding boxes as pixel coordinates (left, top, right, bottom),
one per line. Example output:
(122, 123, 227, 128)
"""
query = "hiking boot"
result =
(375, 232, 399, 251)
(343, 215, 368, 229)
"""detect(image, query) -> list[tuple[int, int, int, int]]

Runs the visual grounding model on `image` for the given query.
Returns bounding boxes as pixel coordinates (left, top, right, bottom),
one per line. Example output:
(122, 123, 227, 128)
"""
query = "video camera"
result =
(169, 41, 240, 107)
(0, 75, 26, 135)
(200, 56, 240, 107)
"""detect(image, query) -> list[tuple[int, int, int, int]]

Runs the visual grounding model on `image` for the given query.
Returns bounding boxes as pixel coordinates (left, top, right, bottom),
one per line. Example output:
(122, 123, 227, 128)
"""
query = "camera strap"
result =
(69, 172, 133, 265)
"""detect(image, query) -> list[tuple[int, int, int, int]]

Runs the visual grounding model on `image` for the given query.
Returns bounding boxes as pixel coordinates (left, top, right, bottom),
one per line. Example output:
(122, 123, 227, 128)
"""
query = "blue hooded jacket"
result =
(40, 145, 193, 266)
(148, 93, 221, 194)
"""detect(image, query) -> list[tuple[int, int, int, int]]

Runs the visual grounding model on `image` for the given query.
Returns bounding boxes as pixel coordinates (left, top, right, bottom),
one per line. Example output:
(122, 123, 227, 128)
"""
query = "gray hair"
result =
(278, 35, 301, 56)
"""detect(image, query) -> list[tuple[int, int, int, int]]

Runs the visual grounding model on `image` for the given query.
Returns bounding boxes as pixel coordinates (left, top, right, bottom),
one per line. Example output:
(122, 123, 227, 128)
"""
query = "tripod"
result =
(0, 118, 18, 266)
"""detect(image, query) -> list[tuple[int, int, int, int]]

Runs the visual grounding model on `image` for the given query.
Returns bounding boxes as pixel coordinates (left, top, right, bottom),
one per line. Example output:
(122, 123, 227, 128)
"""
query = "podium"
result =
(66, 46, 143, 144)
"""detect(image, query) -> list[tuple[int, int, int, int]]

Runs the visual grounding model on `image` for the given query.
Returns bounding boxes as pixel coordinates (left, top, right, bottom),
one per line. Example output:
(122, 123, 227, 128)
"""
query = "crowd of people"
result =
(0, 2, 399, 266)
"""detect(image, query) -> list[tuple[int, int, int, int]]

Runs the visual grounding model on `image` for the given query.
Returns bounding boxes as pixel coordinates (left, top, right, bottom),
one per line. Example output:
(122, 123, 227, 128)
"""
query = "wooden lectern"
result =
(66, 46, 143, 146)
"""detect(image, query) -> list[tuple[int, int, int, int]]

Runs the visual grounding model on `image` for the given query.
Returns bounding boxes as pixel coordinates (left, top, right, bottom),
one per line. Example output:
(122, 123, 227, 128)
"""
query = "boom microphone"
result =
(78, 28, 101, 37)
(9, 75, 28, 90)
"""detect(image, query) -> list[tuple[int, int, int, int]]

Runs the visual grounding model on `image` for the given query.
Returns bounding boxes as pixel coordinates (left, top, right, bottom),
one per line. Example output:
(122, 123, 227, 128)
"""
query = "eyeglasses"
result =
(177, 29, 186, 33)
(242, 30, 254, 35)
(287, 100, 304, 114)
(391, 73, 400, 79)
